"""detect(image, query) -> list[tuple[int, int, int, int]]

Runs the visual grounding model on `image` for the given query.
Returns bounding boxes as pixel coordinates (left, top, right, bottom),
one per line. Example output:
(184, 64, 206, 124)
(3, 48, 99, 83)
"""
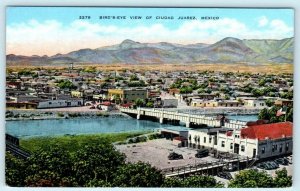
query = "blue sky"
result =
(6, 7, 294, 56)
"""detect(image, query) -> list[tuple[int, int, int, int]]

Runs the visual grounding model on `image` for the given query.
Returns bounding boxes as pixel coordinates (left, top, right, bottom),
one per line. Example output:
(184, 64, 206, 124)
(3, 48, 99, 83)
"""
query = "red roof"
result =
(100, 101, 112, 106)
(120, 103, 132, 108)
(240, 122, 293, 140)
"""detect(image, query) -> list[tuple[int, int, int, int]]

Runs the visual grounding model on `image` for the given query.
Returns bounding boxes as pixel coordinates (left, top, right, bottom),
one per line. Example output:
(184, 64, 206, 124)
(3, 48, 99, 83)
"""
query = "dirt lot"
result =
(116, 139, 218, 170)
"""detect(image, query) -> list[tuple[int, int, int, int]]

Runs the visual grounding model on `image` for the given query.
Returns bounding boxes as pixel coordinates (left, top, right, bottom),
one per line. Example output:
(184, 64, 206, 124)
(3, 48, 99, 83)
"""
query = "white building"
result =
(244, 98, 267, 108)
(187, 122, 292, 159)
(37, 99, 83, 109)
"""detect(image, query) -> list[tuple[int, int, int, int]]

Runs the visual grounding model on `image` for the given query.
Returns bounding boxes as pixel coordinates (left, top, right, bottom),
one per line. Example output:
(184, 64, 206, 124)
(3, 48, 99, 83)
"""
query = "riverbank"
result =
(20, 131, 152, 153)
(6, 109, 127, 121)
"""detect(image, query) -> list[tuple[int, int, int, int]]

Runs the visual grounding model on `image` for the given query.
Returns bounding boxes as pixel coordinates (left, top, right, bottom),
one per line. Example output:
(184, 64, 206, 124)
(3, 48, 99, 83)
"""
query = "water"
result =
(6, 115, 257, 138)
(226, 115, 258, 122)
(5, 117, 186, 138)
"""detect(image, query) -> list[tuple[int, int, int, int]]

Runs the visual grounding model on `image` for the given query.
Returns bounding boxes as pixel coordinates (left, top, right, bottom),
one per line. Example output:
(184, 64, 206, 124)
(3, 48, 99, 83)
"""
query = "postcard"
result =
(5, 7, 294, 188)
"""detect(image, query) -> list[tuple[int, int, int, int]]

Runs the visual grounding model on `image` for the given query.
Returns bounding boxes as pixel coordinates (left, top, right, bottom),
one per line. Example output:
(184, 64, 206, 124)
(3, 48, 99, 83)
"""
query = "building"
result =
(37, 98, 83, 109)
(108, 88, 147, 103)
(217, 100, 243, 107)
(191, 99, 218, 107)
(274, 99, 293, 107)
(6, 102, 37, 109)
(185, 121, 292, 159)
(244, 98, 267, 108)
(216, 122, 292, 159)
(71, 91, 83, 98)
(98, 101, 114, 111)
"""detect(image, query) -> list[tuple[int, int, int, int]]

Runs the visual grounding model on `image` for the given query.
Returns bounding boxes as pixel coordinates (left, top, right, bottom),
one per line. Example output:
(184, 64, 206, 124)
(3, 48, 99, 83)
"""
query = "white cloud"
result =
(6, 18, 293, 56)
(258, 16, 269, 27)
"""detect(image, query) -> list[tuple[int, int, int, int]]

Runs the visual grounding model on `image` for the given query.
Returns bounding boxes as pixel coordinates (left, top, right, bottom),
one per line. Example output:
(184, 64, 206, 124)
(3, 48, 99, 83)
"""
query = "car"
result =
(168, 152, 183, 160)
(275, 158, 289, 166)
(195, 149, 209, 158)
(217, 172, 233, 180)
(89, 106, 96, 109)
(265, 161, 278, 169)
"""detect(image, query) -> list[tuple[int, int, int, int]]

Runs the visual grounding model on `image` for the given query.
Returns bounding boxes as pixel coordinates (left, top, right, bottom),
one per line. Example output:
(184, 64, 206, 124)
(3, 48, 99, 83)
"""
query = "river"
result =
(6, 115, 258, 138)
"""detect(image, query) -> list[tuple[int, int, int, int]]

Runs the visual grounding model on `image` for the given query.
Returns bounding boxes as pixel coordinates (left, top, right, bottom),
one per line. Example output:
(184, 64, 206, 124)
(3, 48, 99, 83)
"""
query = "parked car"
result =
(168, 152, 183, 160)
(275, 158, 289, 166)
(195, 149, 209, 158)
(217, 172, 232, 180)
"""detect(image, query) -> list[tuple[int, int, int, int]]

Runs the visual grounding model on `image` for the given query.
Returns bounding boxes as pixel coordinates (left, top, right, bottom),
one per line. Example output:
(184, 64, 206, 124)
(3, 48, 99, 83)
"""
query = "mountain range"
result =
(6, 37, 294, 65)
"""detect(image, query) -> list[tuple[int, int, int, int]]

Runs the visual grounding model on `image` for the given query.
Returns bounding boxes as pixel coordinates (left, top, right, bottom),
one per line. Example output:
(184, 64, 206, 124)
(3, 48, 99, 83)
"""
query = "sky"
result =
(6, 7, 294, 56)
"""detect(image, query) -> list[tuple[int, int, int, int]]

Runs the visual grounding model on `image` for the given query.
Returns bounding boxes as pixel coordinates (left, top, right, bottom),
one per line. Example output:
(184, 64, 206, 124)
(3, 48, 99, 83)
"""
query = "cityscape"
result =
(5, 7, 293, 188)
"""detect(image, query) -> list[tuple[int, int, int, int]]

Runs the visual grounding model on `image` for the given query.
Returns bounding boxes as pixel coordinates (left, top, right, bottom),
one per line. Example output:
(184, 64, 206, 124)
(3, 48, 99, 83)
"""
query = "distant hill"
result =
(7, 37, 294, 65)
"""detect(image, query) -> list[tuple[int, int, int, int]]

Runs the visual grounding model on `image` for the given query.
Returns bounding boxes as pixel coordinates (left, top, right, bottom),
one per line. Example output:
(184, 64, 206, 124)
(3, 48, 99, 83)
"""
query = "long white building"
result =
(187, 122, 292, 159)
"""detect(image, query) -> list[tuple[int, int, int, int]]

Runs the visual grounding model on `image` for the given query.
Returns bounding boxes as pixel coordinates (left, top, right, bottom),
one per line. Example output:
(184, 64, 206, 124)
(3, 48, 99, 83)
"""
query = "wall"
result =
(37, 99, 83, 109)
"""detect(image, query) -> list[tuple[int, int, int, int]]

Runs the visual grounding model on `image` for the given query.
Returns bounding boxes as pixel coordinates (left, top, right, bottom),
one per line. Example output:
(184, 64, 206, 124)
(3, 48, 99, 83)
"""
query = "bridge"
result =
(6, 133, 31, 159)
(162, 156, 253, 177)
(120, 107, 247, 129)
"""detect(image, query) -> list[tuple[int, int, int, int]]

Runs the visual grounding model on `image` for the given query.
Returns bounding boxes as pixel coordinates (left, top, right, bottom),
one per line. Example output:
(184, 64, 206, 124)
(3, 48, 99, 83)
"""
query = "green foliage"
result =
(20, 132, 149, 153)
(258, 106, 293, 122)
(265, 99, 275, 107)
(182, 176, 224, 188)
(18, 70, 34, 76)
(25, 145, 76, 186)
(83, 66, 96, 73)
(251, 88, 264, 97)
(57, 80, 76, 90)
(134, 98, 145, 107)
(280, 91, 293, 100)
(129, 75, 139, 81)
(113, 162, 164, 187)
(5, 152, 27, 186)
(273, 168, 292, 187)
(146, 101, 154, 108)
(148, 133, 161, 140)
(228, 169, 274, 188)
(180, 86, 193, 94)
(57, 112, 64, 117)
(162, 177, 184, 187)
(72, 141, 126, 185)
(128, 80, 146, 87)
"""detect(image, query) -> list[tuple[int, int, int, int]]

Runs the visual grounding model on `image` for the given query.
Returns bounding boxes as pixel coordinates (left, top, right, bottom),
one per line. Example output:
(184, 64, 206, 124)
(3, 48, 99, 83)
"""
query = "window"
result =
(286, 143, 289, 151)
(241, 145, 245, 152)
(204, 137, 206, 143)
(230, 143, 233, 149)
(279, 144, 283, 153)
(261, 147, 265, 154)
(221, 141, 225, 147)
(49, 102, 52, 105)
(209, 137, 212, 143)
(272, 145, 275, 152)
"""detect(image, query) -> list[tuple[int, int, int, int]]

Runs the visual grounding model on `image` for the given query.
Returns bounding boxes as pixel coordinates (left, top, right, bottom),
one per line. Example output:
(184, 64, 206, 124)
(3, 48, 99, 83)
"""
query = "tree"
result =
(146, 101, 154, 108)
(129, 75, 139, 81)
(113, 162, 164, 187)
(162, 177, 184, 187)
(135, 98, 145, 107)
(5, 152, 27, 186)
(57, 80, 76, 90)
(72, 141, 126, 186)
(24, 145, 75, 187)
(273, 168, 292, 187)
(258, 106, 293, 122)
(228, 169, 274, 188)
(265, 99, 274, 107)
(182, 176, 224, 188)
